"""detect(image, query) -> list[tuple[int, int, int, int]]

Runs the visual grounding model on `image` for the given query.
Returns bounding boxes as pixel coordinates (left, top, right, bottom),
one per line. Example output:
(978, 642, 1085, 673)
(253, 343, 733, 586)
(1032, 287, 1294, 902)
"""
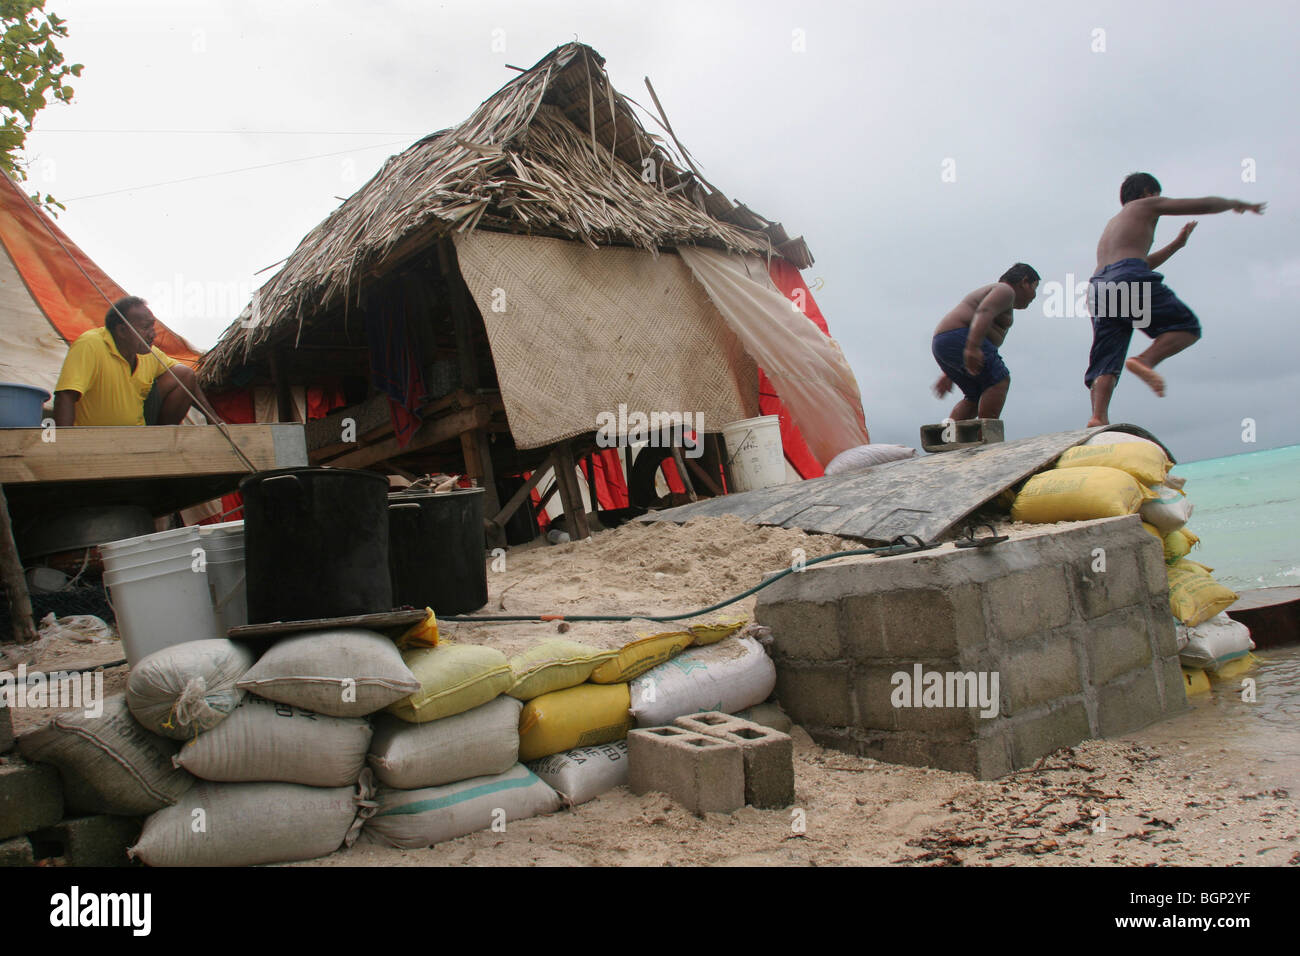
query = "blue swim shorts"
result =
(1085, 258, 1202, 388)
(932, 327, 1010, 404)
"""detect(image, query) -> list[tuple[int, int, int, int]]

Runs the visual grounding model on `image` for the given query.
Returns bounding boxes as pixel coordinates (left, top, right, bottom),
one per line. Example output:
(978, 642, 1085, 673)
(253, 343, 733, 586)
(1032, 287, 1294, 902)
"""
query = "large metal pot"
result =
(239, 467, 392, 624)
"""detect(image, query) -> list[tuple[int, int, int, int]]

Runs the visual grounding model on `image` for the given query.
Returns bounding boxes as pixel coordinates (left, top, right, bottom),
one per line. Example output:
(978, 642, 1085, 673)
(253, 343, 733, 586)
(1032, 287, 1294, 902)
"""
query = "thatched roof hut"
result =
(201, 42, 810, 386)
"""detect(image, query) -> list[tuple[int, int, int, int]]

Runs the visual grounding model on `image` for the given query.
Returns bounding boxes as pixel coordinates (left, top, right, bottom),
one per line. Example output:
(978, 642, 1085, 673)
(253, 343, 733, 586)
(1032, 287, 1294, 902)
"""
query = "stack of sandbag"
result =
(1176, 611, 1255, 674)
(1011, 435, 1170, 523)
(129, 629, 412, 866)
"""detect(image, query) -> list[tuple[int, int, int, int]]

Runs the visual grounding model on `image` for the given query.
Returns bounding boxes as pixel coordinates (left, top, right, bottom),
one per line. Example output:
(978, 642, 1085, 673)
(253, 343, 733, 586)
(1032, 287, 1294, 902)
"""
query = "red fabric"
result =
(579, 449, 630, 509)
(761, 260, 869, 479)
(0, 173, 201, 364)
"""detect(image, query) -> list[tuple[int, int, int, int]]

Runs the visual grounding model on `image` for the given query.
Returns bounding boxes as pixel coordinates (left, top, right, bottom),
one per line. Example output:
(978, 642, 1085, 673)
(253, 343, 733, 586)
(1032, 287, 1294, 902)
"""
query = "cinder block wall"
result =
(756, 515, 1186, 778)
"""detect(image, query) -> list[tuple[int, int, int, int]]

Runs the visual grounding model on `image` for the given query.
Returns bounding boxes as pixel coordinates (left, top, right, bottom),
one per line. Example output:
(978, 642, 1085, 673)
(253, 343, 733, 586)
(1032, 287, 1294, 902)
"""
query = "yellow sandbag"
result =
(1181, 558, 1214, 574)
(1167, 560, 1238, 627)
(687, 618, 747, 646)
(395, 608, 440, 649)
(1163, 528, 1200, 564)
(1055, 443, 1171, 485)
(507, 640, 619, 700)
(387, 642, 513, 723)
(1010, 467, 1153, 523)
(1208, 653, 1256, 681)
(1182, 667, 1211, 696)
(518, 683, 632, 762)
(590, 632, 694, 683)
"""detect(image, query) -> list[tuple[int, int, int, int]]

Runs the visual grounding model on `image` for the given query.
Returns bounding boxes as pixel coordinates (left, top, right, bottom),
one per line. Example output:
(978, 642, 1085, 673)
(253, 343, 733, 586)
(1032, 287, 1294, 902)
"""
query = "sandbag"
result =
(174, 694, 372, 786)
(1010, 467, 1152, 523)
(686, 618, 747, 646)
(1163, 527, 1200, 564)
(360, 764, 561, 849)
(590, 632, 694, 683)
(1141, 485, 1194, 535)
(1167, 560, 1238, 627)
(1178, 612, 1254, 670)
(527, 740, 629, 807)
(629, 636, 776, 728)
(127, 639, 255, 740)
(128, 773, 375, 866)
(368, 696, 521, 789)
(18, 695, 194, 815)
(1083, 430, 1165, 451)
(824, 443, 916, 476)
(507, 640, 618, 700)
(387, 642, 512, 723)
(236, 629, 419, 718)
(518, 683, 632, 762)
(1059, 441, 1170, 485)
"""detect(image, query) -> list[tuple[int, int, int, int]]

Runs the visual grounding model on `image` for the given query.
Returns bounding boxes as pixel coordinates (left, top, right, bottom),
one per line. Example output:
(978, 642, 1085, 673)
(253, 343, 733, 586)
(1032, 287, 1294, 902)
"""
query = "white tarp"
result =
(676, 246, 869, 466)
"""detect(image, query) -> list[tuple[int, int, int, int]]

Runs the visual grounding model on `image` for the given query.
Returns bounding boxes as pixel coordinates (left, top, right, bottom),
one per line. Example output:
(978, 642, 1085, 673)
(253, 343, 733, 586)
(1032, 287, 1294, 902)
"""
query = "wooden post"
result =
(490, 453, 556, 532)
(460, 428, 501, 517)
(670, 445, 699, 502)
(269, 350, 299, 423)
(436, 239, 481, 390)
(552, 442, 590, 540)
(0, 484, 37, 644)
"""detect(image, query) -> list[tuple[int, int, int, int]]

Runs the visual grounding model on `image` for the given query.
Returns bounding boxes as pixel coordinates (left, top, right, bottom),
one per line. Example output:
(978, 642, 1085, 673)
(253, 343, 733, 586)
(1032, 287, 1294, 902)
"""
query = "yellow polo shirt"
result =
(54, 327, 178, 426)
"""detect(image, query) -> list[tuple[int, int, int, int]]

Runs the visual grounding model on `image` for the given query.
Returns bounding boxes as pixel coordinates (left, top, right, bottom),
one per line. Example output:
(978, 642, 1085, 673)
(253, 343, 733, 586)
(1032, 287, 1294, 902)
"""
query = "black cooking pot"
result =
(240, 467, 392, 624)
(388, 487, 487, 615)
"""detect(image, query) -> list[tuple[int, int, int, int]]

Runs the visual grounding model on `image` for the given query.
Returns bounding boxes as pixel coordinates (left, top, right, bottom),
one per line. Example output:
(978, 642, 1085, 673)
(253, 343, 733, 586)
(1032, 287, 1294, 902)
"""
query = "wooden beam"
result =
(552, 441, 590, 540)
(327, 404, 491, 471)
(0, 425, 305, 485)
(490, 454, 554, 530)
(307, 393, 395, 457)
(684, 454, 724, 497)
(0, 484, 37, 644)
(269, 350, 300, 423)
(460, 428, 501, 516)
(670, 445, 699, 502)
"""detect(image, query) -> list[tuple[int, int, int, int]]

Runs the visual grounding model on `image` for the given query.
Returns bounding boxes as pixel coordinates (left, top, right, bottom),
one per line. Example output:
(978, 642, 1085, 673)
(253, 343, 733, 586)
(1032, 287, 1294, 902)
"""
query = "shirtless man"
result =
(1085, 172, 1265, 426)
(931, 263, 1039, 420)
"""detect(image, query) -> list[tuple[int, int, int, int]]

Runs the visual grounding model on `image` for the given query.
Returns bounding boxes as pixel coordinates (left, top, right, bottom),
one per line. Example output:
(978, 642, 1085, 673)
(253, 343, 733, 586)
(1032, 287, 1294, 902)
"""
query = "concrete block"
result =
(0, 835, 35, 867)
(1009, 700, 1092, 768)
(627, 726, 744, 814)
(674, 712, 795, 808)
(920, 418, 1004, 453)
(0, 759, 64, 841)
(1073, 547, 1145, 620)
(1003, 636, 1081, 713)
(1135, 532, 1170, 596)
(0, 704, 12, 755)
(760, 597, 841, 661)
(1085, 608, 1153, 685)
(1157, 655, 1190, 714)
(839, 592, 885, 659)
(774, 662, 854, 728)
(1145, 599, 1180, 658)
(985, 566, 1072, 642)
(1097, 668, 1167, 737)
(28, 815, 141, 867)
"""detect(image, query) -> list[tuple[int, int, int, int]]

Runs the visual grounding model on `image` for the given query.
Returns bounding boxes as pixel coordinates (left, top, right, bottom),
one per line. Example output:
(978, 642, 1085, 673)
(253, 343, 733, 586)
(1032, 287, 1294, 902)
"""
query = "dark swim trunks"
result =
(932, 328, 1010, 404)
(1085, 258, 1202, 388)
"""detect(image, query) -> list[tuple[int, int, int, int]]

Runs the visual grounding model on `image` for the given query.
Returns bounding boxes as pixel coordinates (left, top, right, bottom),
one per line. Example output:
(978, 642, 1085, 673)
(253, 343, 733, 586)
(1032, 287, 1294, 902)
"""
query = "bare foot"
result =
(1125, 357, 1165, 397)
(1087, 417, 1106, 427)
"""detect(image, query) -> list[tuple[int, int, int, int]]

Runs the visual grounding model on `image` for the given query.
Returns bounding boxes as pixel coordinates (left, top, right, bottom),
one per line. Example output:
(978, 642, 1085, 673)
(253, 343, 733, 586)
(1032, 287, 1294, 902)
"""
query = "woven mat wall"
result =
(453, 231, 758, 450)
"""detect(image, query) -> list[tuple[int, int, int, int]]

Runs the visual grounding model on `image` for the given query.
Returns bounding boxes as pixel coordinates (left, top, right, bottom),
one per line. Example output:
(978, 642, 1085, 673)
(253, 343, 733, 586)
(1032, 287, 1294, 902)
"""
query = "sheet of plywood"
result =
(644, 425, 1172, 544)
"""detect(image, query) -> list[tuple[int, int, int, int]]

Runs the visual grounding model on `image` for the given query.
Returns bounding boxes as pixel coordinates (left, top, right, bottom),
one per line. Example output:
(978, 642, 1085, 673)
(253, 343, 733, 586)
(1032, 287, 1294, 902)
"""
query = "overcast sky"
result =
(21, 0, 1298, 463)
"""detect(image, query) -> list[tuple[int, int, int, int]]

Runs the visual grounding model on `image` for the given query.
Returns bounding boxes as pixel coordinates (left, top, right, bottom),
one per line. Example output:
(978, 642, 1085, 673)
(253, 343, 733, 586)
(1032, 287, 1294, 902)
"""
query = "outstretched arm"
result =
(1146, 221, 1197, 270)
(1147, 196, 1266, 216)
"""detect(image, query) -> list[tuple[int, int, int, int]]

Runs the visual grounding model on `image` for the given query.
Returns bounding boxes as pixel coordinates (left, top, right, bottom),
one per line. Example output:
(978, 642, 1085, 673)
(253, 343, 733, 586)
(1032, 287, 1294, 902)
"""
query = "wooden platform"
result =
(643, 424, 1172, 545)
(0, 424, 307, 515)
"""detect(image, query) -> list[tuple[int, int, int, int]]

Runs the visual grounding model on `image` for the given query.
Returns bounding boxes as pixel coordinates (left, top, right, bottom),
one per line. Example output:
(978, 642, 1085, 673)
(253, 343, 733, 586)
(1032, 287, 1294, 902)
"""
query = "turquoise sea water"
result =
(1173, 444, 1300, 592)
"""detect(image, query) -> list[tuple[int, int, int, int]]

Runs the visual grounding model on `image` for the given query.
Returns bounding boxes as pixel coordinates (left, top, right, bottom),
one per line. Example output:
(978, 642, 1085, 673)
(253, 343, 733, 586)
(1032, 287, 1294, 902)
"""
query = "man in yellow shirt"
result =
(53, 296, 219, 427)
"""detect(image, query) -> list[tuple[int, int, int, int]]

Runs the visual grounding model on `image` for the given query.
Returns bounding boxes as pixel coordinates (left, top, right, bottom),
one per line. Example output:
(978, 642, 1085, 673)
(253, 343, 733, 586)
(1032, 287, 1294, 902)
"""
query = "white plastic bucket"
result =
(721, 415, 787, 493)
(200, 521, 246, 631)
(102, 526, 226, 666)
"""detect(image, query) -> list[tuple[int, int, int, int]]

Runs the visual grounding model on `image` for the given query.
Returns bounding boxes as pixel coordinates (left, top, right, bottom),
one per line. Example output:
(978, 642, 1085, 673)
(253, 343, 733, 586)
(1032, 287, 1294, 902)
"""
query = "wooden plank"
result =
(326, 404, 491, 471)
(553, 441, 590, 540)
(0, 484, 37, 643)
(0, 424, 305, 485)
(460, 428, 501, 516)
(491, 454, 554, 529)
(642, 425, 1170, 545)
(229, 608, 427, 641)
(307, 393, 395, 457)
(270, 350, 299, 423)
